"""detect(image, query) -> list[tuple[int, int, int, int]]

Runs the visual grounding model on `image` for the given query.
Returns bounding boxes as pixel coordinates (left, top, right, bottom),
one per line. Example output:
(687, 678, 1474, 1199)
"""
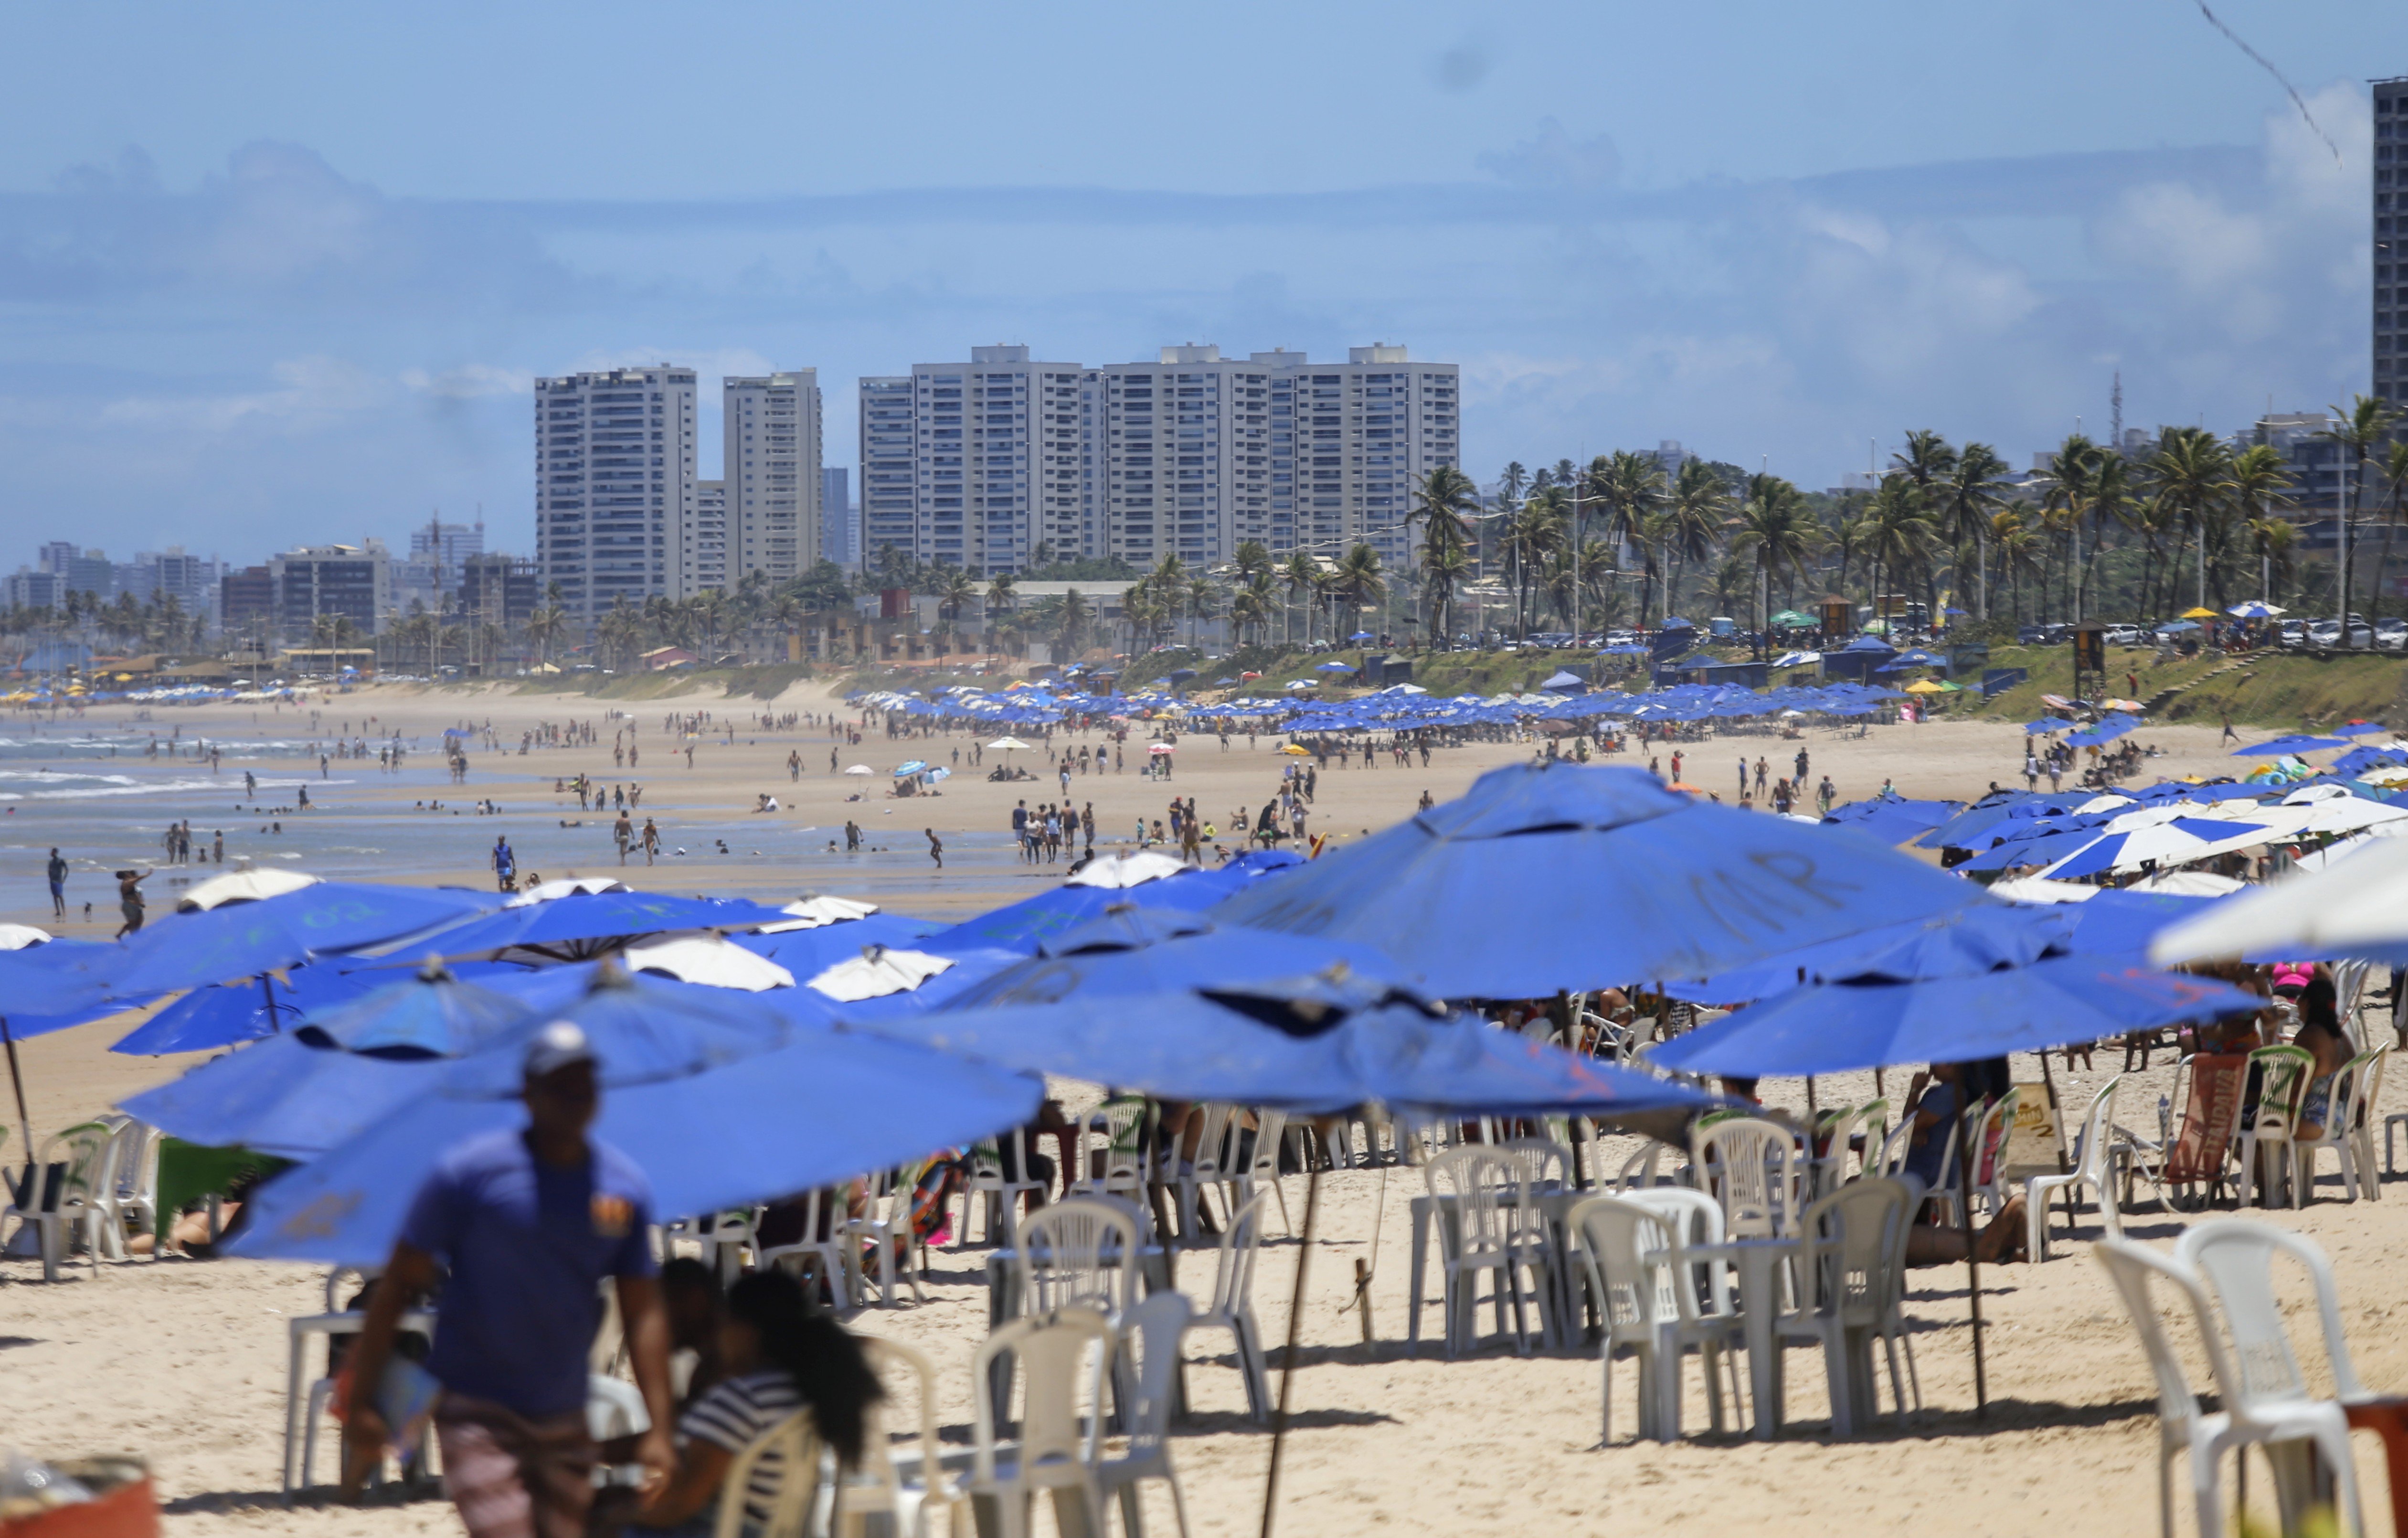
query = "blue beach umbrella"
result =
(734, 912, 944, 975)
(1819, 794, 1962, 847)
(936, 907, 1410, 1012)
(1648, 955, 2259, 1078)
(1667, 902, 2072, 1004)
(399, 890, 796, 961)
(2335, 722, 2390, 738)
(2021, 719, 2069, 735)
(110, 965, 385, 1056)
(2232, 735, 2349, 757)
(1207, 762, 1985, 998)
(2228, 601, 2283, 619)
(919, 869, 1247, 956)
(109, 881, 496, 997)
(228, 971, 1036, 1265)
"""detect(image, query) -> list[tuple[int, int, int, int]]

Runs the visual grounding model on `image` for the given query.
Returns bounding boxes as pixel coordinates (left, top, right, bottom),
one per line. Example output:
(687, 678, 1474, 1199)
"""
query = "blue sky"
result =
(0, 0, 2391, 564)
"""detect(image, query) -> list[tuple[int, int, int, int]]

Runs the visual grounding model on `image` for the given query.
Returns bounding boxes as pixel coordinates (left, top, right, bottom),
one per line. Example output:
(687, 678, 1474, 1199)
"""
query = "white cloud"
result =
(97, 355, 388, 433)
(567, 346, 777, 382)
(401, 363, 529, 398)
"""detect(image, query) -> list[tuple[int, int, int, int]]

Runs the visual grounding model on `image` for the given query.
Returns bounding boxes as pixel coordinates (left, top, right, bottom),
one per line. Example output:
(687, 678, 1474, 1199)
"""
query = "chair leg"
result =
(1599, 1342, 1614, 1446)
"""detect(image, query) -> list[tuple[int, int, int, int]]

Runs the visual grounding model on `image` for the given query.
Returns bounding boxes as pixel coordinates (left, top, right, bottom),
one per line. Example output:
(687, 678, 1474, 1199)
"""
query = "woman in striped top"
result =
(615, 1269, 883, 1537)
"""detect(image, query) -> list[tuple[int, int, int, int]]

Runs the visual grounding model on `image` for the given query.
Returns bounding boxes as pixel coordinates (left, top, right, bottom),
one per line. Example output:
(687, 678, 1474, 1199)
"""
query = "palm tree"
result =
(1327, 543, 1385, 641)
(1421, 533, 1474, 646)
(1186, 572, 1219, 648)
(1409, 467, 1479, 645)
(1939, 443, 2006, 621)
(522, 604, 568, 668)
(1861, 480, 1937, 631)
(1661, 459, 1726, 619)
(1991, 504, 2045, 623)
(2038, 435, 2101, 622)
(1505, 486, 1569, 638)
(1726, 473, 1820, 657)
(1229, 576, 1272, 648)
(984, 570, 1018, 625)
(2368, 440, 2408, 623)
(2230, 442, 2295, 606)
(2320, 395, 2402, 632)
(2144, 426, 2236, 616)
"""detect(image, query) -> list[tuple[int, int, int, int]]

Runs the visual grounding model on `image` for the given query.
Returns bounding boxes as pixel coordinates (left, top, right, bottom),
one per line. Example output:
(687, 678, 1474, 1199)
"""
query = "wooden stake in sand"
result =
(2, 1017, 32, 1200)
(1958, 1097, 1988, 1417)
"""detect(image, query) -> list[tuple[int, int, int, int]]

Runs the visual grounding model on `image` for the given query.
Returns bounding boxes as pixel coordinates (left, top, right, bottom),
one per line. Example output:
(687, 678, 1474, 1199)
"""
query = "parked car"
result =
(2376, 619, 2408, 652)
(2101, 623, 2143, 646)
(2308, 619, 2375, 649)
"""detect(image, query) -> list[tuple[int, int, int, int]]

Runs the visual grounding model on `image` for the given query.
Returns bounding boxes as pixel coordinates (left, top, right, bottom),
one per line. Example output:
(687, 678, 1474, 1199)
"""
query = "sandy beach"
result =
(1, 678, 2387, 1537)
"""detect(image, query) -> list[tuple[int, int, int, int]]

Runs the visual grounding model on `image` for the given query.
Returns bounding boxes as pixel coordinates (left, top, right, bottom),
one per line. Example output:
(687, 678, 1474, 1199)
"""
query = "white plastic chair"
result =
(1229, 1109, 1292, 1237)
(1185, 1190, 1271, 1421)
(2295, 1049, 2378, 1204)
(2342, 1044, 2387, 1201)
(714, 1409, 822, 1538)
(2174, 1220, 2371, 1538)
(1564, 1189, 1745, 1443)
(1071, 1096, 1149, 1202)
(1164, 1102, 1234, 1249)
(1016, 1198, 1141, 1324)
(1687, 1116, 1804, 1239)
(2095, 1238, 2259, 1538)
(847, 1170, 929, 1308)
(969, 1307, 1114, 1538)
(1425, 1147, 1553, 1357)
(1496, 1135, 1572, 1193)
(838, 1335, 965, 1538)
(759, 1187, 857, 1312)
(2025, 1076, 2123, 1261)
(2237, 1045, 2313, 1209)
(1099, 1292, 1194, 1538)
(1773, 1176, 1911, 1437)
(6, 1122, 116, 1281)
(95, 1115, 158, 1256)
(962, 1138, 1046, 1251)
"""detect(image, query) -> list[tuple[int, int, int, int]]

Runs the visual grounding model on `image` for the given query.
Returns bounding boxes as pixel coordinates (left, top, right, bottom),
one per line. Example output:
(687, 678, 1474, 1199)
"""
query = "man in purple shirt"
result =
(343, 1022, 674, 1538)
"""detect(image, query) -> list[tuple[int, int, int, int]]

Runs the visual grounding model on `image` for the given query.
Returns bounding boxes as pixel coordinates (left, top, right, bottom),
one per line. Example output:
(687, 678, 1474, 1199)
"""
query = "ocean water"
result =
(0, 717, 1044, 920)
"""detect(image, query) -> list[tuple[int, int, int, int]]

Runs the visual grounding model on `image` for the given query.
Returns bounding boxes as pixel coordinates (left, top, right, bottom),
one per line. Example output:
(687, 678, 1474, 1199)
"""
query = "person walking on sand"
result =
(640, 819, 660, 866)
(113, 867, 151, 938)
(46, 847, 66, 919)
(925, 828, 944, 871)
(2220, 710, 2238, 745)
(614, 810, 634, 866)
(491, 836, 517, 893)
(339, 1023, 676, 1534)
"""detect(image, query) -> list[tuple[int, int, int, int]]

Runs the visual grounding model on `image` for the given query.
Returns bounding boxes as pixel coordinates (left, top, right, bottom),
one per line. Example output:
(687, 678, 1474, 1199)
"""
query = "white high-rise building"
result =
(857, 346, 1088, 575)
(858, 343, 1457, 574)
(722, 372, 821, 582)
(533, 364, 699, 626)
(686, 481, 729, 592)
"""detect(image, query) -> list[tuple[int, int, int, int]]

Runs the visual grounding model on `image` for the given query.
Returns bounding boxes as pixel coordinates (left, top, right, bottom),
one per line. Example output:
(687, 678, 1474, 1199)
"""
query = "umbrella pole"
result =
(2, 1017, 32, 1201)
(1959, 1104, 1988, 1418)
(260, 972, 277, 1033)
(1259, 1161, 1324, 1538)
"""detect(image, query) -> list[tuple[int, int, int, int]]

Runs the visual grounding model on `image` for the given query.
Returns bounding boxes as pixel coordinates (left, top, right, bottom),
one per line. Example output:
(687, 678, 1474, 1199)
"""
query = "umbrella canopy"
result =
(754, 894, 882, 933)
(111, 964, 385, 1056)
(734, 913, 944, 976)
(108, 882, 498, 998)
(1650, 956, 2259, 1077)
(2152, 835, 2408, 966)
(0, 924, 52, 951)
(229, 984, 1037, 1264)
(2334, 722, 2391, 738)
(937, 907, 1409, 1012)
(116, 968, 571, 1155)
(1207, 762, 1983, 998)
(2022, 718, 2069, 734)
(2181, 607, 2221, 620)
(508, 877, 629, 906)
(1063, 850, 1188, 889)
(2228, 601, 2285, 619)
(1313, 661, 1357, 673)
(177, 867, 321, 912)
(843, 764, 875, 775)
(1146, 742, 1176, 754)
(622, 934, 795, 991)
(870, 972, 1713, 1135)
(2037, 817, 2269, 880)
(2232, 735, 2348, 757)
(807, 946, 956, 1002)
(402, 890, 796, 961)
(1770, 610, 1817, 628)
(986, 736, 1031, 751)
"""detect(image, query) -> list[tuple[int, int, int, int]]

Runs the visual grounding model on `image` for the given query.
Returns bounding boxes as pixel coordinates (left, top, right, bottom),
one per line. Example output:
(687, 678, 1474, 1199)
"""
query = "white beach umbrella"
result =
(0, 923, 53, 951)
(808, 945, 955, 1002)
(843, 764, 875, 776)
(179, 867, 322, 911)
(755, 894, 882, 933)
(622, 933, 795, 991)
(505, 876, 631, 908)
(986, 736, 1032, 752)
(1063, 850, 1189, 889)
(2128, 869, 2246, 898)
(1985, 876, 2100, 904)
(2153, 833, 2408, 964)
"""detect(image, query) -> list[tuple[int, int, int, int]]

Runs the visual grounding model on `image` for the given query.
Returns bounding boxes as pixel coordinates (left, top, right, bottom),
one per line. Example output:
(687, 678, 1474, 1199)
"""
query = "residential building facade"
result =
(533, 365, 699, 626)
(723, 372, 822, 582)
(2379, 77, 2404, 406)
(271, 542, 392, 640)
(686, 481, 729, 593)
(821, 467, 855, 568)
(856, 342, 1459, 576)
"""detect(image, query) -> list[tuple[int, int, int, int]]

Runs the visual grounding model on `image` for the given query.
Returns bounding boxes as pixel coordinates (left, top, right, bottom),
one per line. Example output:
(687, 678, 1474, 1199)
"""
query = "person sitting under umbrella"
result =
(598, 1269, 883, 1537)
(1898, 1059, 2030, 1266)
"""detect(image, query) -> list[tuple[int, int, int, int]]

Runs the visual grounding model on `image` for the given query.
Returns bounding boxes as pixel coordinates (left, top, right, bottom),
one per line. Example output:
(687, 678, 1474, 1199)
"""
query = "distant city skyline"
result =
(0, 2, 2388, 558)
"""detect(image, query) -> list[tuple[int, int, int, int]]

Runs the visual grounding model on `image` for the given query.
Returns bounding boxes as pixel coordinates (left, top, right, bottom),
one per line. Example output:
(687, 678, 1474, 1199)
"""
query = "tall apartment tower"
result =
(1091, 346, 1272, 568)
(686, 481, 729, 592)
(820, 467, 855, 568)
(856, 346, 1086, 575)
(1269, 345, 1459, 573)
(534, 365, 699, 626)
(722, 372, 822, 582)
(2378, 78, 2405, 406)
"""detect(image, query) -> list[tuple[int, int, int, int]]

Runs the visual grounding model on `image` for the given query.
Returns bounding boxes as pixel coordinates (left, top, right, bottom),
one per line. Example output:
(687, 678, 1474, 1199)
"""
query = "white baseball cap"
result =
(523, 1020, 597, 1078)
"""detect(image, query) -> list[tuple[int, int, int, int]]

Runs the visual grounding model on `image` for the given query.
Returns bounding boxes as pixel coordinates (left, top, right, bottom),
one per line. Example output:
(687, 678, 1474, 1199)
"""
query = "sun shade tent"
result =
(1206, 763, 1985, 999)
(395, 891, 796, 962)
(2151, 835, 2408, 968)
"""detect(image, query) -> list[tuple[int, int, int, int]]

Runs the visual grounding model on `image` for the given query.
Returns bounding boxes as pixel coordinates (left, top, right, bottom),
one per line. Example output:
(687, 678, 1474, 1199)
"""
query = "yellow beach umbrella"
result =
(2181, 607, 2220, 620)
(1903, 678, 1949, 694)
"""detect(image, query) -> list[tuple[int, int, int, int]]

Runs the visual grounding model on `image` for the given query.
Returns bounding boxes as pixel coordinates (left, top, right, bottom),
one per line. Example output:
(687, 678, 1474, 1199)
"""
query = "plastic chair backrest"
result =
(1566, 1194, 1682, 1333)
(1791, 1177, 1906, 1325)
(849, 1335, 944, 1516)
(2175, 1218, 2365, 1412)
(1972, 1089, 2019, 1189)
(714, 1410, 820, 1538)
(2072, 1075, 2122, 1181)
(1185, 1103, 1236, 1181)
(1246, 1110, 1286, 1180)
(36, 1123, 113, 1212)
(103, 1119, 155, 1205)
(2355, 1045, 2390, 1129)
(1871, 1117, 1914, 1179)
(2093, 1238, 2235, 1438)
(1116, 1291, 1192, 1457)
(1208, 1190, 1269, 1319)
(1621, 1186, 1733, 1318)
(970, 1307, 1113, 1484)
(1612, 1141, 1667, 1192)
(1496, 1136, 1571, 1192)
(2245, 1045, 2314, 1133)
(1688, 1116, 1802, 1239)
(1426, 1147, 1533, 1260)
(1018, 1198, 1140, 1317)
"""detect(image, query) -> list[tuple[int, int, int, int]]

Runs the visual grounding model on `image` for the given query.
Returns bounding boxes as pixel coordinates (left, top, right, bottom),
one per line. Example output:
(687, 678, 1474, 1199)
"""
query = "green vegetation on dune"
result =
(1967, 644, 2400, 730)
(509, 662, 817, 702)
